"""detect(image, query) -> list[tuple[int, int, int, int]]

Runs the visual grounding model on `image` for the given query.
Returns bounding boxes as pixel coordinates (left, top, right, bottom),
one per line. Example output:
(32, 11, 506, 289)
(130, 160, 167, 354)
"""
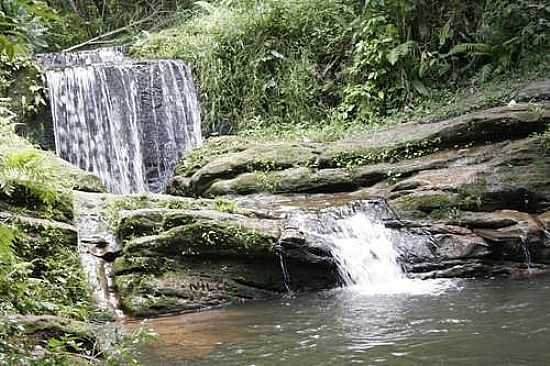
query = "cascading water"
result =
(292, 201, 451, 295)
(38, 47, 202, 194)
(328, 213, 406, 288)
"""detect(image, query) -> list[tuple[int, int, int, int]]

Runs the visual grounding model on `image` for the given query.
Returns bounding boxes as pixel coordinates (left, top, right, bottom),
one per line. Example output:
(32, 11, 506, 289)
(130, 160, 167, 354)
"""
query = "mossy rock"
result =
(123, 218, 277, 258)
(188, 143, 319, 194)
(174, 103, 550, 198)
(0, 315, 100, 360)
(205, 167, 357, 196)
(115, 269, 280, 317)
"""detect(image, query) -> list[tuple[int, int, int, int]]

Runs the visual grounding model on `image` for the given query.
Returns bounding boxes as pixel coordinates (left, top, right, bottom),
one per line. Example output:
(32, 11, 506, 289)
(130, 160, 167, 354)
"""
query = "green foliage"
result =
(449, 0, 550, 78)
(0, 147, 66, 209)
(214, 197, 236, 213)
(2, 58, 45, 108)
(44, 0, 194, 50)
(136, 0, 549, 135)
(0, 223, 17, 265)
(134, 0, 356, 133)
(0, 224, 92, 319)
(0, 317, 156, 365)
(0, 0, 59, 57)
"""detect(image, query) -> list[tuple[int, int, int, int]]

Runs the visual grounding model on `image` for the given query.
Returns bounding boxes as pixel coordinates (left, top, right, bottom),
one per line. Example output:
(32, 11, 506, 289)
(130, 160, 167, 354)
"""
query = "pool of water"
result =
(133, 277, 550, 366)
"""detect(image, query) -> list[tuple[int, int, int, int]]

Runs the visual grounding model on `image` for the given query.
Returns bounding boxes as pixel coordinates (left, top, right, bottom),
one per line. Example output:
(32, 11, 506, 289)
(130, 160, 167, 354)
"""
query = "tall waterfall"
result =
(38, 47, 202, 194)
(292, 202, 449, 295)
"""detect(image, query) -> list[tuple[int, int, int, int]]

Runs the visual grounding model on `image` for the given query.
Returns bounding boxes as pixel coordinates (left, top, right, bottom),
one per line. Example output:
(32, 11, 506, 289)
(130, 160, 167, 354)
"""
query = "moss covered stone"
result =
(205, 167, 358, 196)
(172, 102, 550, 198)
(123, 217, 277, 258)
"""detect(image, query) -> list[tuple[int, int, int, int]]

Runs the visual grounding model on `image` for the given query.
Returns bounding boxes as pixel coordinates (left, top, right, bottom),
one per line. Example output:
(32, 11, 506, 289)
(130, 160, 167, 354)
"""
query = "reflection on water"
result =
(135, 277, 550, 366)
(127, 310, 248, 362)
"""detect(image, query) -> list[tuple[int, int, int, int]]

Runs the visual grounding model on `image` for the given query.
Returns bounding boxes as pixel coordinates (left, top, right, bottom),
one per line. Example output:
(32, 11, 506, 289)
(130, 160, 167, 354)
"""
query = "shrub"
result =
(135, 0, 550, 135)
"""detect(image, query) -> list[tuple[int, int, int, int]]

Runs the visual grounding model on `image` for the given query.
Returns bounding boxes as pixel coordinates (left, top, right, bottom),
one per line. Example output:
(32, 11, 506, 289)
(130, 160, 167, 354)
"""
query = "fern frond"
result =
(194, 1, 217, 14)
(0, 224, 16, 265)
(0, 148, 62, 208)
(447, 43, 493, 57)
(387, 41, 418, 65)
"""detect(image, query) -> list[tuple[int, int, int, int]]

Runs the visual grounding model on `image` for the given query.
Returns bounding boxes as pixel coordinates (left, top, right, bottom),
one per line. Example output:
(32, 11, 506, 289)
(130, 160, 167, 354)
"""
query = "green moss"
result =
(393, 180, 491, 219)
(394, 193, 461, 212)
(0, 221, 92, 321)
(124, 218, 275, 258)
(254, 171, 282, 193)
(113, 256, 177, 276)
(175, 136, 250, 177)
(104, 194, 210, 234)
(329, 138, 442, 170)
(214, 198, 238, 213)
(115, 272, 202, 316)
(457, 178, 489, 209)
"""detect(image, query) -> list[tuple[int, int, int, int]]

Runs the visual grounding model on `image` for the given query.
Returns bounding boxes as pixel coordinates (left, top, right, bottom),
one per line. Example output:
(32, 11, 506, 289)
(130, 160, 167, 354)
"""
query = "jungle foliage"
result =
(135, 0, 550, 134)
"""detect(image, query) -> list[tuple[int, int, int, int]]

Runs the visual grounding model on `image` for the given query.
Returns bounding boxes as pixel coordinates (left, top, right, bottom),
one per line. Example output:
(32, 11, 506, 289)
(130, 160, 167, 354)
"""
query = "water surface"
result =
(135, 277, 550, 366)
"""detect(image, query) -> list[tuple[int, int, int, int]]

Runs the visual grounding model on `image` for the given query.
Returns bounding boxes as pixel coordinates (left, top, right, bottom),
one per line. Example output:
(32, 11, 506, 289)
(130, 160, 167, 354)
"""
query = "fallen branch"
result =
(62, 15, 155, 53)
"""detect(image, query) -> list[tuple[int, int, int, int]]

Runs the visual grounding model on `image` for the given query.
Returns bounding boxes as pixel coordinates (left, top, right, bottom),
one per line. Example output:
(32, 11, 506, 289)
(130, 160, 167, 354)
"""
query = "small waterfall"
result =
(276, 244, 292, 293)
(328, 213, 405, 288)
(74, 192, 124, 319)
(293, 201, 449, 295)
(520, 238, 533, 270)
(38, 47, 202, 194)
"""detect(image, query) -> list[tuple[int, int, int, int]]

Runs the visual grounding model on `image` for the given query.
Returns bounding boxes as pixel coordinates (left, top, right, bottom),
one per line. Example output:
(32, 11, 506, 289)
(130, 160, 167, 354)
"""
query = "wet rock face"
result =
(173, 102, 550, 198)
(103, 193, 550, 318)
(97, 194, 340, 318)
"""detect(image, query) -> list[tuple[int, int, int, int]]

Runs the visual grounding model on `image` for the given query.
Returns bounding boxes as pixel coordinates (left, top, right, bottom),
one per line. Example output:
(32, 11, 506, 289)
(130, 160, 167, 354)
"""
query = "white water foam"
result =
(327, 212, 453, 296)
(291, 202, 457, 296)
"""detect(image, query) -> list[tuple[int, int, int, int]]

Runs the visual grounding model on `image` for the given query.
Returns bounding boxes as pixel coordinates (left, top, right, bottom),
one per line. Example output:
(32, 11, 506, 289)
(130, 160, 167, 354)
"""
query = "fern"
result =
(0, 148, 63, 208)
(387, 41, 417, 66)
(447, 43, 494, 57)
(0, 224, 17, 265)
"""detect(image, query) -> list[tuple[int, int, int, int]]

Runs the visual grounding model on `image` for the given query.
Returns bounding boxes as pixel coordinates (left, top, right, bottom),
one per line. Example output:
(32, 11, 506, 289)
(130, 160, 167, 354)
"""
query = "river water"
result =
(134, 277, 550, 366)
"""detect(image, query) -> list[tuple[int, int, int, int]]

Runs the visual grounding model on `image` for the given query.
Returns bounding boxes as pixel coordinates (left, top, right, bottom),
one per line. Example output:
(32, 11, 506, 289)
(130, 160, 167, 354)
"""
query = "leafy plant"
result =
(447, 0, 550, 80)
(135, 0, 549, 134)
(214, 197, 237, 213)
(0, 0, 59, 57)
(0, 223, 17, 266)
(0, 147, 65, 208)
(134, 0, 355, 133)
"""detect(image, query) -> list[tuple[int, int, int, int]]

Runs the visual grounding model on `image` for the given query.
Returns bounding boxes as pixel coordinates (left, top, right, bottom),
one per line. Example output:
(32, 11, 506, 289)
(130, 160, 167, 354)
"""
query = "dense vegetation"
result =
(135, 0, 550, 136)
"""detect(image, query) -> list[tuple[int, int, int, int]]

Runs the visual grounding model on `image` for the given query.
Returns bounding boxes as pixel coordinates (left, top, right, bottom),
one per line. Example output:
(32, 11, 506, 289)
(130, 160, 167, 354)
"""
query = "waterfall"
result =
(38, 47, 202, 194)
(328, 213, 406, 288)
(292, 201, 450, 295)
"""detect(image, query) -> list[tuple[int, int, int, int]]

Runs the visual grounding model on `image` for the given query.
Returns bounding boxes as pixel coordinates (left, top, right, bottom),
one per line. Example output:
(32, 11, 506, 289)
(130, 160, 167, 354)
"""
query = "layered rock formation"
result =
(157, 82, 550, 292)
